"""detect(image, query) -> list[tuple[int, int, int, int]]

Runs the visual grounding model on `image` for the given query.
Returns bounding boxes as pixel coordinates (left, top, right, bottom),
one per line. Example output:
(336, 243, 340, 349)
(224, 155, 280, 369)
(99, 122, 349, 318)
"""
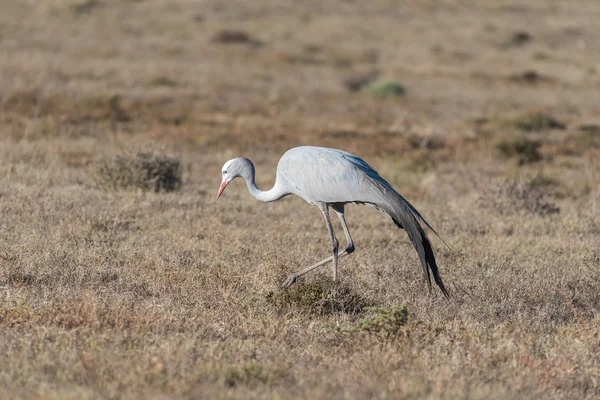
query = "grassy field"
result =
(1, 0, 599, 398)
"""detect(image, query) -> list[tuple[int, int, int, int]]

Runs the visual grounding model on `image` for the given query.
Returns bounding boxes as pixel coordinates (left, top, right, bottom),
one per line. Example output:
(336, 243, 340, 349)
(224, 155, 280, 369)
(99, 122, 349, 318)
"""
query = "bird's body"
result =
(217, 146, 449, 297)
(278, 146, 391, 204)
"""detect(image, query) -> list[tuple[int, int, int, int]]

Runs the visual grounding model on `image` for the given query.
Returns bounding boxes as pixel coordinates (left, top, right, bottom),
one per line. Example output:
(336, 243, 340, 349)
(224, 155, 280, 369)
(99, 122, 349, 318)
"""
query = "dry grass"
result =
(1, 0, 600, 399)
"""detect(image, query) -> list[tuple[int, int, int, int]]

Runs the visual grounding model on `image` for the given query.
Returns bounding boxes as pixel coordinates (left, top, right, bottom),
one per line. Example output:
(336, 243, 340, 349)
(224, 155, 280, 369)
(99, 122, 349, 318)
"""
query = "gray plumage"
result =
(217, 146, 449, 298)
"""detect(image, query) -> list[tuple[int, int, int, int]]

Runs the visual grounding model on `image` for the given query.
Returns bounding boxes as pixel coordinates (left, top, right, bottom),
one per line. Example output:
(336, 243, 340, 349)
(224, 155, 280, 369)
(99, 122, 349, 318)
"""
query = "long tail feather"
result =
(420, 226, 450, 298)
(395, 193, 453, 251)
(340, 150, 450, 297)
(390, 207, 450, 299)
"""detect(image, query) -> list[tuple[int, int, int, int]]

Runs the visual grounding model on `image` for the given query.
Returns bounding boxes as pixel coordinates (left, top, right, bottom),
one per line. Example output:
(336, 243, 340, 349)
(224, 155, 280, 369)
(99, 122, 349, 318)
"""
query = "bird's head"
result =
(216, 157, 255, 199)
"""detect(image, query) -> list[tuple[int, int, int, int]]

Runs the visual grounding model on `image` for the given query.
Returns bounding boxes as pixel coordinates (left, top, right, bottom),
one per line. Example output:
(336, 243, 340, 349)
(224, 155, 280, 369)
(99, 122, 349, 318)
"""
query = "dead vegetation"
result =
(342, 70, 380, 92)
(511, 112, 566, 132)
(267, 278, 371, 316)
(479, 179, 561, 216)
(211, 30, 262, 47)
(496, 138, 542, 164)
(502, 30, 533, 48)
(508, 70, 554, 85)
(0, 0, 599, 399)
(94, 153, 182, 192)
(357, 306, 410, 341)
(474, 112, 566, 134)
(70, 0, 100, 15)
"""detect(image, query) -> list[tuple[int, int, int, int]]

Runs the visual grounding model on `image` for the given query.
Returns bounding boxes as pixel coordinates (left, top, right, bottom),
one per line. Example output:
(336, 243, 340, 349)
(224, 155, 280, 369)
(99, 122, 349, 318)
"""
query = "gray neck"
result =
(245, 172, 286, 203)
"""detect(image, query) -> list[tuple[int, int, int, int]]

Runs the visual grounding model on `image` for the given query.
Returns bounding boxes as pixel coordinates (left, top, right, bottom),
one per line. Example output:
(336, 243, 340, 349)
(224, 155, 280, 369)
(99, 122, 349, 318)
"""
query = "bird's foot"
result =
(281, 274, 298, 289)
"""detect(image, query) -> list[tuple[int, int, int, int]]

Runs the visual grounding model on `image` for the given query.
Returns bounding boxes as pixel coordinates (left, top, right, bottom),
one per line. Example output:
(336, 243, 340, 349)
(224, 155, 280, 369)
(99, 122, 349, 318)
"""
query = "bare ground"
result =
(0, 1, 599, 399)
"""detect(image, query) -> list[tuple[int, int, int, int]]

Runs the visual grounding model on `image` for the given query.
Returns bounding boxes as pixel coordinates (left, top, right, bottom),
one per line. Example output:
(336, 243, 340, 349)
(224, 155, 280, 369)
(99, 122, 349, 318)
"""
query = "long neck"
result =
(245, 170, 286, 203)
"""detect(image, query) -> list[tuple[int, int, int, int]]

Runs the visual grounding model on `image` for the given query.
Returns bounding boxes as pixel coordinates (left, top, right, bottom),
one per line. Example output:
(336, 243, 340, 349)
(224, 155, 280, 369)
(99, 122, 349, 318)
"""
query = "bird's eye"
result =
(223, 170, 228, 174)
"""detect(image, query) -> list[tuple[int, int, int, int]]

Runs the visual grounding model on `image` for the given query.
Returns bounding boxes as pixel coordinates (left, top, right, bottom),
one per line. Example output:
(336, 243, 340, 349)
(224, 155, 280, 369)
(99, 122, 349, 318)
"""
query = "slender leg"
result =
(282, 203, 341, 289)
(331, 204, 355, 256)
(320, 204, 340, 282)
(281, 248, 356, 288)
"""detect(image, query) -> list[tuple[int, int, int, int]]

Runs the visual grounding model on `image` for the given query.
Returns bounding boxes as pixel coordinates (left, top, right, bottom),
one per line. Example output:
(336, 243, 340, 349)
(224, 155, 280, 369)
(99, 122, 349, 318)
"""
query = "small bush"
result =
(512, 113, 565, 132)
(357, 306, 409, 341)
(211, 30, 261, 47)
(5, 271, 47, 287)
(150, 76, 178, 87)
(94, 153, 182, 192)
(503, 181, 560, 215)
(496, 138, 542, 164)
(480, 180, 560, 217)
(268, 278, 371, 315)
(471, 112, 565, 133)
(528, 173, 558, 189)
(360, 79, 406, 98)
(71, 0, 100, 15)
(0, 300, 32, 327)
(343, 70, 379, 92)
(579, 124, 600, 135)
(223, 363, 269, 387)
(501, 31, 532, 48)
(508, 70, 552, 85)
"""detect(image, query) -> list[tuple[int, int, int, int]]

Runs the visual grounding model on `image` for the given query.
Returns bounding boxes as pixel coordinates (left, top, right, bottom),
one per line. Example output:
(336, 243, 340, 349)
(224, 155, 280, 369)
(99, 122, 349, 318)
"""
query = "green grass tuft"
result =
(360, 79, 406, 98)
(357, 306, 409, 340)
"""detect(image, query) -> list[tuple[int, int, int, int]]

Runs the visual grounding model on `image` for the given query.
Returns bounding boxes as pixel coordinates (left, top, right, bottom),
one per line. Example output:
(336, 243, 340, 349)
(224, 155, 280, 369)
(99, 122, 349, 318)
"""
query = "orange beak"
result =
(216, 180, 228, 199)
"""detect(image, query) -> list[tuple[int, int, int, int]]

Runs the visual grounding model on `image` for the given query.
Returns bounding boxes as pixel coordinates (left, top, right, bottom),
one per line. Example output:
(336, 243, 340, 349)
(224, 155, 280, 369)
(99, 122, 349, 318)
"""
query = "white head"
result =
(216, 157, 255, 199)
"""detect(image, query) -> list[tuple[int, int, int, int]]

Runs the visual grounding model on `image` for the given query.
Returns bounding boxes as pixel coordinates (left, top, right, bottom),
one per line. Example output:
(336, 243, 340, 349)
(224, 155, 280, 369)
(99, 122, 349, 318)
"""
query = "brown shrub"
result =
(267, 278, 372, 316)
(496, 138, 542, 164)
(94, 153, 182, 192)
(479, 180, 560, 216)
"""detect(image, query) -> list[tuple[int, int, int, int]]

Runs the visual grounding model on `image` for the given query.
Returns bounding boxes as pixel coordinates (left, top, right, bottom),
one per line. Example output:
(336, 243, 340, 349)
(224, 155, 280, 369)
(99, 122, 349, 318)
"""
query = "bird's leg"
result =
(320, 204, 340, 282)
(281, 254, 339, 289)
(281, 206, 356, 288)
(331, 204, 355, 256)
(281, 203, 341, 289)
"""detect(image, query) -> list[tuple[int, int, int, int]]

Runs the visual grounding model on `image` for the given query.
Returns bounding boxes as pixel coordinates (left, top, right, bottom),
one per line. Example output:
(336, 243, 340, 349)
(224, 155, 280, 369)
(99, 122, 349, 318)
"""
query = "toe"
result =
(281, 275, 297, 289)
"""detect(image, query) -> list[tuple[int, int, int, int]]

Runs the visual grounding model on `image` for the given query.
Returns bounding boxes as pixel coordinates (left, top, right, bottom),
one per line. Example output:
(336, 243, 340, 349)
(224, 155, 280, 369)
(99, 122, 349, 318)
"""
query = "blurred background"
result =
(2, 0, 599, 156)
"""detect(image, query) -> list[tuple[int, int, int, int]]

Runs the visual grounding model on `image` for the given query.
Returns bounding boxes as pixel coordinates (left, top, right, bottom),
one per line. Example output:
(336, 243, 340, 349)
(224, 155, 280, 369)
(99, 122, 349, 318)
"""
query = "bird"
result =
(216, 146, 449, 298)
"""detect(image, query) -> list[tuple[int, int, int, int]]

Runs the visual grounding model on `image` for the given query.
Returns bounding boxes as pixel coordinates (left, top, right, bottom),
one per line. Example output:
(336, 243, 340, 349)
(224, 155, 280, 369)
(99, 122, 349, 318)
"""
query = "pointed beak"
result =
(216, 180, 228, 199)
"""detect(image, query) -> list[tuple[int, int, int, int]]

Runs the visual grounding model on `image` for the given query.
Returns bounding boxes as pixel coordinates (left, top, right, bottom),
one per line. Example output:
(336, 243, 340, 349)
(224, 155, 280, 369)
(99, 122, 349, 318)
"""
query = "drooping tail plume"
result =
(387, 195, 450, 298)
